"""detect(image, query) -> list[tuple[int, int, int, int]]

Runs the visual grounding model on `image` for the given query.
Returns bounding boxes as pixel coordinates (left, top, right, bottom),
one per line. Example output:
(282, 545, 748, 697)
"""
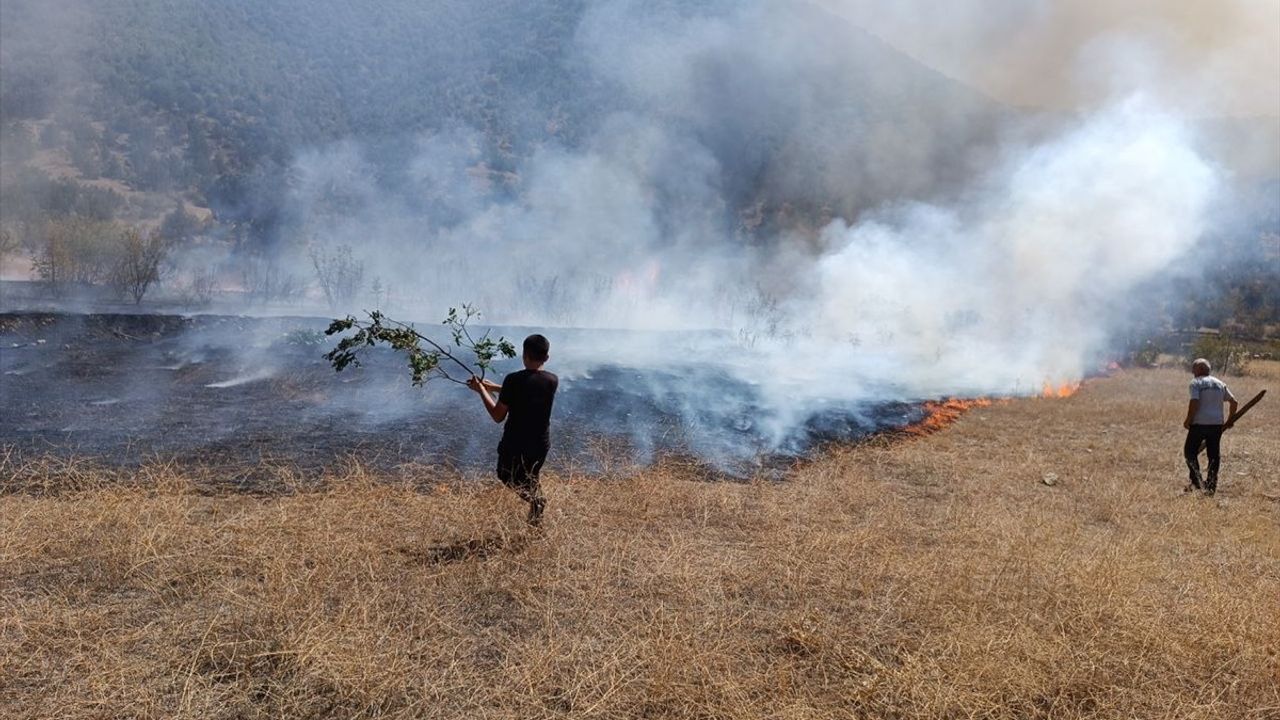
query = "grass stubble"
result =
(1, 365, 1277, 719)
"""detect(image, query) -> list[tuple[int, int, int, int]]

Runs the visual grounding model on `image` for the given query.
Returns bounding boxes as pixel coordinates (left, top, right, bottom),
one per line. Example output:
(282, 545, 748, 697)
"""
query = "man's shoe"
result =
(1183, 483, 1199, 493)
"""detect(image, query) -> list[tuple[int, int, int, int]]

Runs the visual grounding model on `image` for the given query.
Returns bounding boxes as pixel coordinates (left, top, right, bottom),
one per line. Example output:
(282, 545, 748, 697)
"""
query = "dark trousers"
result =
(496, 451, 546, 506)
(1183, 425, 1224, 491)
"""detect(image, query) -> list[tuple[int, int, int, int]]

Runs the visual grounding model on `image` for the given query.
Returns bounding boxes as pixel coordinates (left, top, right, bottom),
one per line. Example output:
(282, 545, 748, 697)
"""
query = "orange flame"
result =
(615, 259, 662, 296)
(1041, 382, 1080, 398)
(903, 398, 993, 436)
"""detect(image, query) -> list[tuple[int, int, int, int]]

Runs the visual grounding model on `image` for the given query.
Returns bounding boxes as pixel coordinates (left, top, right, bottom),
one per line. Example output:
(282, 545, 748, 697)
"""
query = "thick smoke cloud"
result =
(290, 1, 1011, 327)
(289, 2, 1224, 397)
(807, 100, 1215, 396)
(824, 0, 1280, 118)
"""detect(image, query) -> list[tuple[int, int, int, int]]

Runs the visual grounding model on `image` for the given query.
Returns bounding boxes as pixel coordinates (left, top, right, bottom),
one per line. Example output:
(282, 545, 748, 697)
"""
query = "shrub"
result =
(33, 218, 124, 292)
(283, 328, 326, 347)
(175, 268, 219, 308)
(310, 244, 365, 312)
(109, 228, 172, 304)
(240, 257, 305, 304)
(0, 227, 19, 255)
(1119, 338, 1162, 368)
(1189, 333, 1249, 376)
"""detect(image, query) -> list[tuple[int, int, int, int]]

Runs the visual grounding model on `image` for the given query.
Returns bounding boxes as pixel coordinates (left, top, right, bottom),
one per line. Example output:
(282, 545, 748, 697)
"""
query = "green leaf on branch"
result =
(322, 305, 517, 389)
(325, 316, 356, 335)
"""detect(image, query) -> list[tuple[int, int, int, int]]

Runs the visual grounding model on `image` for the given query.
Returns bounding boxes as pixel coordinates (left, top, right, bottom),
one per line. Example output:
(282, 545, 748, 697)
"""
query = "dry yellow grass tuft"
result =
(2, 366, 1278, 719)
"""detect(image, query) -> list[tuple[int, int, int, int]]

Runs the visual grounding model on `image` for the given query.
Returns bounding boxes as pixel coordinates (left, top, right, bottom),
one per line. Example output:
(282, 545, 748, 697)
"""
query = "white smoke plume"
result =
(803, 100, 1216, 396)
(287, 3, 1225, 402)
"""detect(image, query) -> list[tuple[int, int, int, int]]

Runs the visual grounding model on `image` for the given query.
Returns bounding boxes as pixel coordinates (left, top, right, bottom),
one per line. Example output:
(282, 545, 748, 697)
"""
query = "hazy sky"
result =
(823, 0, 1280, 117)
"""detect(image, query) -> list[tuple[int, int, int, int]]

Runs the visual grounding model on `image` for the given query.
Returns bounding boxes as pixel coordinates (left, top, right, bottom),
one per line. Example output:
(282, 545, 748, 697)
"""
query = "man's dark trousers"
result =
(1183, 424, 1224, 491)
(497, 451, 546, 506)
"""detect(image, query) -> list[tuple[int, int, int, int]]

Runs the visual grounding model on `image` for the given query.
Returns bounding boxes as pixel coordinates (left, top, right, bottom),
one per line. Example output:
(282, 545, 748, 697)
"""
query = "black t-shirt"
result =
(497, 369, 558, 455)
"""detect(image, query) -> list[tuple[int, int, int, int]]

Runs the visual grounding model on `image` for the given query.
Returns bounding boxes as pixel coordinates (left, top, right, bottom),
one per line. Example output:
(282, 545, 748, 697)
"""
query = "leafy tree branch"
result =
(324, 305, 516, 387)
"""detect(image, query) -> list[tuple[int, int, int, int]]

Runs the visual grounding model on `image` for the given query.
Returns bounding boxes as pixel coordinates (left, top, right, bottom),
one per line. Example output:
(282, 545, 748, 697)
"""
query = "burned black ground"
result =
(1, 312, 928, 483)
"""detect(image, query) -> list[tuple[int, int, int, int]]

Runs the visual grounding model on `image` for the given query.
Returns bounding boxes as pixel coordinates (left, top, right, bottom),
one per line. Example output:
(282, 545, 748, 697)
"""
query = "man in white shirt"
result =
(1182, 358, 1238, 496)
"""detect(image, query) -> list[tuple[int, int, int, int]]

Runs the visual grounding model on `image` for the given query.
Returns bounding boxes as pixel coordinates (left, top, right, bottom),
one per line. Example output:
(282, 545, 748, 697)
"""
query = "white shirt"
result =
(1189, 375, 1235, 426)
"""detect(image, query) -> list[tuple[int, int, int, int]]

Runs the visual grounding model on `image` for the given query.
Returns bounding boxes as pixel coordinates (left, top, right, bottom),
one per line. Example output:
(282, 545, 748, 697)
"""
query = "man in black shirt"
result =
(468, 334, 558, 525)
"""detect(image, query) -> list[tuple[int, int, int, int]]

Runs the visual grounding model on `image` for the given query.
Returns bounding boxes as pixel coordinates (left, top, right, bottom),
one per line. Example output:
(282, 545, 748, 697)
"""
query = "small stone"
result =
(1042, 473, 1058, 486)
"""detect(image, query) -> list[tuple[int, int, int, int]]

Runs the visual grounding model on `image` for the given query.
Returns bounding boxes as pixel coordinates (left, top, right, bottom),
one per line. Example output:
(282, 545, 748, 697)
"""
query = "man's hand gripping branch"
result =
(468, 376, 507, 423)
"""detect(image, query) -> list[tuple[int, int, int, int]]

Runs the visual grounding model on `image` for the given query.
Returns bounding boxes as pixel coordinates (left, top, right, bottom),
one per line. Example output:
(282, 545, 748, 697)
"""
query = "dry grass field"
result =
(2, 365, 1278, 719)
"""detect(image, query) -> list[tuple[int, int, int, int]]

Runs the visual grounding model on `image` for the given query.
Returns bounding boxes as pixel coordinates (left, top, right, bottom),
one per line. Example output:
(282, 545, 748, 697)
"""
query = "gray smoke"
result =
(287, 2, 1227, 392)
(823, 0, 1280, 118)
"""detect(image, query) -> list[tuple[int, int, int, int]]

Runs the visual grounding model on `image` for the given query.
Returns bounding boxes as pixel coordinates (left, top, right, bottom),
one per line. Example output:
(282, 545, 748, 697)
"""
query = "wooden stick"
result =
(1199, 389, 1266, 454)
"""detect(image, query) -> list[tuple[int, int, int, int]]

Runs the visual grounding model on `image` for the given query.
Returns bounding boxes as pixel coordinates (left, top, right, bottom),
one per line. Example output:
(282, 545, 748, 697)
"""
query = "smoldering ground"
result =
(0, 313, 934, 478)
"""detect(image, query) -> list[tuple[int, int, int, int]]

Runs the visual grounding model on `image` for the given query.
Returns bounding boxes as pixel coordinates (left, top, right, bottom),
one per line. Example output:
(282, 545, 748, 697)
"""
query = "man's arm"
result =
(1225, 394, 1239, 428)
(1184, 399, 1198, 430)
(468, 376, 508, 423)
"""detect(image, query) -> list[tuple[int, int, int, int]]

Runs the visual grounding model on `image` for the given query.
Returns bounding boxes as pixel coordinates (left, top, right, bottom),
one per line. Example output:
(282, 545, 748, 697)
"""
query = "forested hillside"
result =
(1, 0, 595, 245)
(4, 0, 997, 242)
